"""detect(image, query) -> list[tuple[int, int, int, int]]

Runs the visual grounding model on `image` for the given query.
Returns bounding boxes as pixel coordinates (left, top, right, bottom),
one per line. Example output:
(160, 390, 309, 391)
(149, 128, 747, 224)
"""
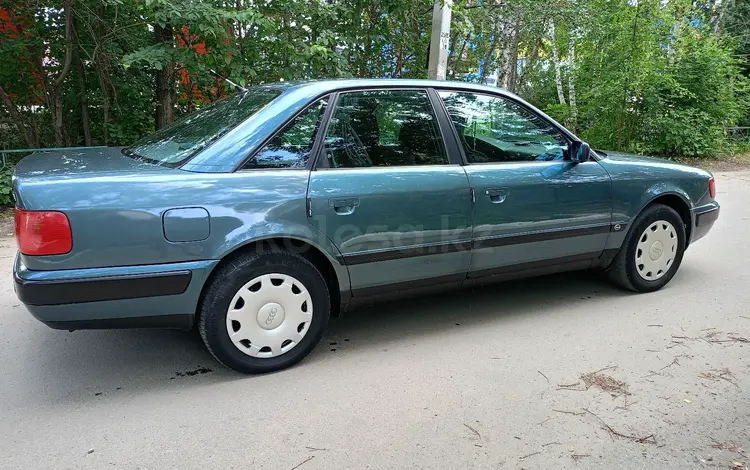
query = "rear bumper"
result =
(14, 270, 193, 306)
(13, 255, 219, 330)
(691, 202, 720, 244)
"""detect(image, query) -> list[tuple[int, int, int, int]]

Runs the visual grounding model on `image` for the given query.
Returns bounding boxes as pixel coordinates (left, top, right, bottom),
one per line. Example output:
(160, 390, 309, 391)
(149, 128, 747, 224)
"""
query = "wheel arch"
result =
(198, 236, 348, 324)
(638, 191, 693, 246)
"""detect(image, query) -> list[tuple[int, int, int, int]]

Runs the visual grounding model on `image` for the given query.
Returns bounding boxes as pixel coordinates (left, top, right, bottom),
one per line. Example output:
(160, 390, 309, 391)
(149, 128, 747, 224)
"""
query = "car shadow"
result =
(27, 270, 631, 405)
(316, 270, 626, 358)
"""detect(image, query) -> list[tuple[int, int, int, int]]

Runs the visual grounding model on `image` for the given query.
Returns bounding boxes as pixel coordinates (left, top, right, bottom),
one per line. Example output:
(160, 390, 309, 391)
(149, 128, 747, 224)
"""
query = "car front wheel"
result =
(608, 203, 687, 292)
(198, 249, 330, 373)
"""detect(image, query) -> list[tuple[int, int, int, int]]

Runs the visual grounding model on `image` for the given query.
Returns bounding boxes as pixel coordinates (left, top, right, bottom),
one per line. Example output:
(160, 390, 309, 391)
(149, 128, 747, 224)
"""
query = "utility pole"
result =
(428, 0, 452, 80)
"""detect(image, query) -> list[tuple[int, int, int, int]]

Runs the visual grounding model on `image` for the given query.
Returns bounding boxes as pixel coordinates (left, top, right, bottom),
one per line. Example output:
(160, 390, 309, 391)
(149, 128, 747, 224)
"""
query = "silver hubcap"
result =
(635, 220, 678, 281)
(225, 273, 313, 358)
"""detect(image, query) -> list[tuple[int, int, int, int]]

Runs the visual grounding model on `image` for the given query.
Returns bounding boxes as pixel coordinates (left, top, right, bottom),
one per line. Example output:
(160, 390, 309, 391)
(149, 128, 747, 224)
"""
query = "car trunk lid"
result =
(10, 147, 195, 270)
(13, 146, 172, 178)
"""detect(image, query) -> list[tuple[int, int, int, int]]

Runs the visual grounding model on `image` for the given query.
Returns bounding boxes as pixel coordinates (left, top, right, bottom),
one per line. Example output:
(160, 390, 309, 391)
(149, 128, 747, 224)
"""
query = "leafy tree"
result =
(0, 0, 747, 160)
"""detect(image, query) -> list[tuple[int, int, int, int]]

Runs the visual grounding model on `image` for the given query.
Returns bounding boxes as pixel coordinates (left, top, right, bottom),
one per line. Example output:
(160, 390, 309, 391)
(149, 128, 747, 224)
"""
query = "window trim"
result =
(310, 87, 459, 171)
(236, 94, 333, 172)
(432, 88, 593, 166)
(427, 88, 465, 165)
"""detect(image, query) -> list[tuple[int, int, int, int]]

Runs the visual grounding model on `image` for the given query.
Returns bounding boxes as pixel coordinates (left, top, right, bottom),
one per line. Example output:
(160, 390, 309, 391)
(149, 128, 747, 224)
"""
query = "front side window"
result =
(243, 96, 329, 169)
(124, 87, 281, 166)
(438, 91, 568, 163)
(323, 90, 448, 168)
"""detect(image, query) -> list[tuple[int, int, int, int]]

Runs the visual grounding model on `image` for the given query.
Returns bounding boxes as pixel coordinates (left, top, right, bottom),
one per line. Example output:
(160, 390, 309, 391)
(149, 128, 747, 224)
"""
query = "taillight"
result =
(15, 209, 72, 256)
(708, 176, 716, 198)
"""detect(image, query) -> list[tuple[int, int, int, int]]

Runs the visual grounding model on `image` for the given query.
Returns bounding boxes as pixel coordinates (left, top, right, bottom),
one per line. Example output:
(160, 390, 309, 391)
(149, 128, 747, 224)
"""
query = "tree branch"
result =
(53, 0, 75, 88)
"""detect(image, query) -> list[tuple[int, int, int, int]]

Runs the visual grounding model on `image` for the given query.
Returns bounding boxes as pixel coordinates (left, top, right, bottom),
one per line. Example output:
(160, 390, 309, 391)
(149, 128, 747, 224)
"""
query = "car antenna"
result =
(209, 69, 248, 94)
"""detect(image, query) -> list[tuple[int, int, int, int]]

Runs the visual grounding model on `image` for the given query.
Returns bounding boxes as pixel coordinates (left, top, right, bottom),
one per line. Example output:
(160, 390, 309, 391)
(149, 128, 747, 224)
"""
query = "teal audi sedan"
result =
(12, 79, 719, 373)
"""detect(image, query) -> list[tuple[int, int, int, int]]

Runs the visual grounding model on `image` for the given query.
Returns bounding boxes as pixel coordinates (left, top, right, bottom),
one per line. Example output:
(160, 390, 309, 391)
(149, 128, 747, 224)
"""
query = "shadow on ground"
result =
(20, 270, 643, 404)
(322, 270, 625, 351)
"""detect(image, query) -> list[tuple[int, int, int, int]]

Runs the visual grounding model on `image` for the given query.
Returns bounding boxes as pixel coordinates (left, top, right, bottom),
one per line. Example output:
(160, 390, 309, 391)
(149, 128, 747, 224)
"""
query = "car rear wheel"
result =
(608, 203, 686, 292)
(198, 249, 330, 373)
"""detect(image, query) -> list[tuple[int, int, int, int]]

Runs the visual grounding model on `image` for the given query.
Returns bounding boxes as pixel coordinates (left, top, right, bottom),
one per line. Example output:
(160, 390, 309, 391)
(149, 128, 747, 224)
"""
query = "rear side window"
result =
(438, 91, 568, 163)
(323, 90, 448, 168)
(243, 96, 329, 169)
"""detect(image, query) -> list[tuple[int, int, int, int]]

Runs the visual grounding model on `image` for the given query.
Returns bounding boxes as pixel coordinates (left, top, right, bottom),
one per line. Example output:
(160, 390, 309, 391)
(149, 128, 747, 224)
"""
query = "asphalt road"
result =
(1, 172, 749, 470)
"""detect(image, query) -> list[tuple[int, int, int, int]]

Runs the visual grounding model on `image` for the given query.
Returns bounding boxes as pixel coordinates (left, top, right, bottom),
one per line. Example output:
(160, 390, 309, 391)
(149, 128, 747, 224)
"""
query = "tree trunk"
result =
(567, 36, 577, 131)
(395, 17, 405, 78)
(496, 20, 508, 87)
(155, 24, 176, 130)
(713, 0, 728, 36)
(185, 69, 195, 114)
(73, 20, 91, 146)
(450, 32, 470, 78)
(360, 40, 371, 78)
(76, 71, 91, 145)
(618, 0, 640, 149)
(480, 38, 498, 84)
(94, 5, 113, 144)
(97, 64, 112, 144)
(52, 0, 74, 146)
(479, 20, 499, 84)
(446, 29, 460, 75)
(550, 19, 566, 106)
(235, 0, 246, 65)
(0, 84, 38, 148)
(395, 48, 403, 76)
(51, 86, 63, 146)
(504, 22, 520, 92)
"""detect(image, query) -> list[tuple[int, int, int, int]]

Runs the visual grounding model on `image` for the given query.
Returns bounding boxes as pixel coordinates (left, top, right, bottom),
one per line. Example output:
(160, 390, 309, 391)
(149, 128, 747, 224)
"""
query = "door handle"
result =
(329, 197, 360, 215)
(485, 188, 510, 204)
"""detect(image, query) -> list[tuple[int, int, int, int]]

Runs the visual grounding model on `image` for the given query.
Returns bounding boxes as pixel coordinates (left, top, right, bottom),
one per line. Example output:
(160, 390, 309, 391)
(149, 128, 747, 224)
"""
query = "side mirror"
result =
(569, 141, 591, 163)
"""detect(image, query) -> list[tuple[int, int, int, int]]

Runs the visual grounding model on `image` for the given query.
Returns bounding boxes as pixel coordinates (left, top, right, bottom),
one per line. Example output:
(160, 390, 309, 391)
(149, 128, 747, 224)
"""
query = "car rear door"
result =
(435, 89, 613, 278)
(306, 88, 472, 296)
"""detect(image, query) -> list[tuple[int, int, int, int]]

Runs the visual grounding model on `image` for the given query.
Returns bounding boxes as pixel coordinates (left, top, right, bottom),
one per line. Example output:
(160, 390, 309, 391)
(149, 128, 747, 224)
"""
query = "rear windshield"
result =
(123, 87, 281, 166)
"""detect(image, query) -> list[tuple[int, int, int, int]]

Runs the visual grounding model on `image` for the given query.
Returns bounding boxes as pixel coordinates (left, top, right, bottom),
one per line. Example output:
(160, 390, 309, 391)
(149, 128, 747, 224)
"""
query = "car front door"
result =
(436, 90, 613, 278)
(307, 89, 472, 296)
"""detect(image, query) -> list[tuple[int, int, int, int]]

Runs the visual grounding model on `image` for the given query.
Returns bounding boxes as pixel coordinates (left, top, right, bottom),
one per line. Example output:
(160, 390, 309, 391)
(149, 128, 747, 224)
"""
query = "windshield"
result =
(123, 87, 281, 166)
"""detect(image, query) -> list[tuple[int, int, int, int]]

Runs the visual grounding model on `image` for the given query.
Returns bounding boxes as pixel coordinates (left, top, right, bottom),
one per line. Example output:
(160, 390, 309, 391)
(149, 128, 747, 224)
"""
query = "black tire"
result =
(198, 249, 330, 374)
(608, 203, 687, 293)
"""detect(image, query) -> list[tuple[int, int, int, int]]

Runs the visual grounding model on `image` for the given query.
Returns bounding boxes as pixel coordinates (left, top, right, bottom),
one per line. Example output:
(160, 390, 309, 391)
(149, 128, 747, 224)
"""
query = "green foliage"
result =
(0, 165, 14, 206)
(724, 0, 750, 86)
(544, 103, 574, 127)
(105, 74, 156, 146)
(637, 34, 750, 156)
(0, 0, 748, 175)
(555, 0, 750, 157)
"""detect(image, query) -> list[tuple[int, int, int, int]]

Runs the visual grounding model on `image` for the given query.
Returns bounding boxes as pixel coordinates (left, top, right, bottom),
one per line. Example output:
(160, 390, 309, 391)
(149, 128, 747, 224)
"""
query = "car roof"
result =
(270, 78, 516, 98)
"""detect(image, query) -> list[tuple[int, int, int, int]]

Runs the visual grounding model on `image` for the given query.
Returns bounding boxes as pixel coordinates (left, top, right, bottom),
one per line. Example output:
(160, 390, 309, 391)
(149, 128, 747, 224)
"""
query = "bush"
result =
(0, 165, 14, 206)
(637, 34, 750, 157)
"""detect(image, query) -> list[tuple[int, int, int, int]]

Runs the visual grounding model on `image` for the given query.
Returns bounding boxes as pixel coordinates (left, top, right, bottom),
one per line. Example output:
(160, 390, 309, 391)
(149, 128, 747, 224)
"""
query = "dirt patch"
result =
(675, 153, 750, 172)
(0, 207, 13, 238)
